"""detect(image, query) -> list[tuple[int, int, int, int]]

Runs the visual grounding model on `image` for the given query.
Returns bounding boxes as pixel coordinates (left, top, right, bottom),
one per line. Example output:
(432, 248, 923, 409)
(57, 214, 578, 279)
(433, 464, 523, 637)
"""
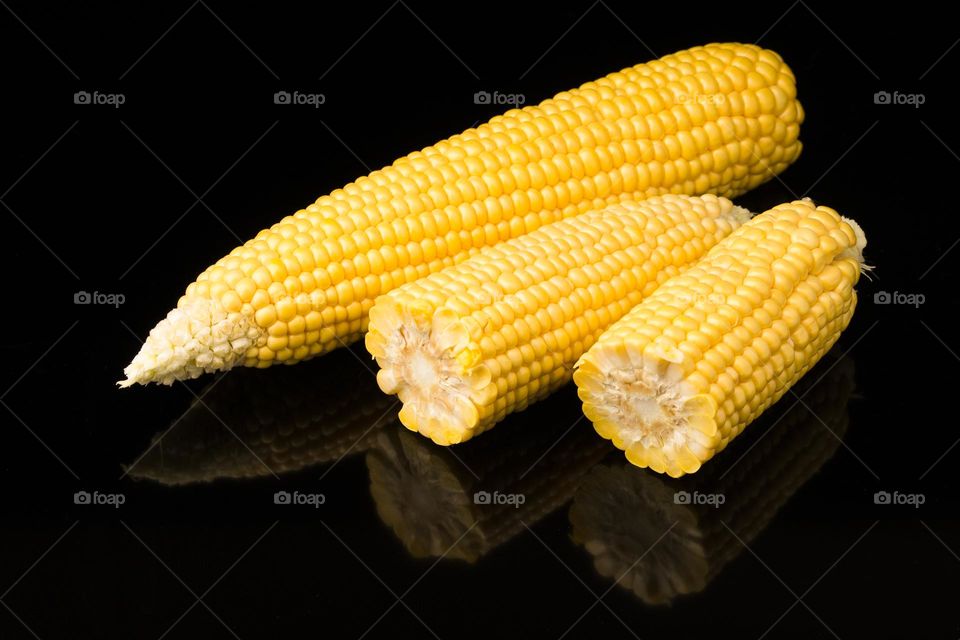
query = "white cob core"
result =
(583, 353, 704, 462)
(119, 297, 263, 387)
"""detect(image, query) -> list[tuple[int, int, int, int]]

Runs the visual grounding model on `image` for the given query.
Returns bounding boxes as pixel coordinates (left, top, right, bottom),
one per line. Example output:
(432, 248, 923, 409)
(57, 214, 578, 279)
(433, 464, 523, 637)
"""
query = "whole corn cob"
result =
(366, 386, 609, 562)
(365, 194, 749, 445)
(121, 42, 803, 387)
(574, 199, 866, 477)
(127, 346, 393, 484)
(569, 355, 854, 604)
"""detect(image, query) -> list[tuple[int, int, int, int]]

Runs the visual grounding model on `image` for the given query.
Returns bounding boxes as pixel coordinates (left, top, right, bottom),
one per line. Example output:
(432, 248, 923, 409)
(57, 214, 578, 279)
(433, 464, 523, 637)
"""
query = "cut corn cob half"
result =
(569, 355, 854, 604)
(574, 199, 866, 477)
(127, 346, 392, 484)
(365, 194, 750, 445)
(121, 42, 803, 387)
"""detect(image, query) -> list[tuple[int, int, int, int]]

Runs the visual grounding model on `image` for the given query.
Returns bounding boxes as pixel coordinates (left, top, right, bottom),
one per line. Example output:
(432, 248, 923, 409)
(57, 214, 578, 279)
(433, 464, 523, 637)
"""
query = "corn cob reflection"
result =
(367, 388, 609, 562)
(569, 355, 854, 604)
(128, 347, 394, 484)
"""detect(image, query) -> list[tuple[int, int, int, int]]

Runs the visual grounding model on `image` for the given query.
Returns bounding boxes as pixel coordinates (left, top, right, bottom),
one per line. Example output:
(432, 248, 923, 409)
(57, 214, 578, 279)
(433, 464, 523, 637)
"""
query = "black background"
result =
(1, 1, 957, 638)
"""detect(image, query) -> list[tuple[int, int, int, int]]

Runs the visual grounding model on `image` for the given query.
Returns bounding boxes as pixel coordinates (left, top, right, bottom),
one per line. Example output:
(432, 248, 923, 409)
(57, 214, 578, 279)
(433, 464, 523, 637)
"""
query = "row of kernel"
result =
(293, 106, 795, 232)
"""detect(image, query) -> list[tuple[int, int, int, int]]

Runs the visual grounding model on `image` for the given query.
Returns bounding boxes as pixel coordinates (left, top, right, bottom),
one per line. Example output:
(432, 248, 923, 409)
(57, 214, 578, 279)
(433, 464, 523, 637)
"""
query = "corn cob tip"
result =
(119, 297, 263, 387)
(839, 215, 869, 270)
(796, 200, 867, 270)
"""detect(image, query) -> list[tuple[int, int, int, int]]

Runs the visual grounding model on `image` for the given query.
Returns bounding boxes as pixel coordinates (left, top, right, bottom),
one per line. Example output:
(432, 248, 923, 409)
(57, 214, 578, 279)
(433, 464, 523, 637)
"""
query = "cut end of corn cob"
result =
(574, 199, 866, 477)
(575, 348, 719, 476)
(119, 296, 263, 387)
(366, 302, 493, 444)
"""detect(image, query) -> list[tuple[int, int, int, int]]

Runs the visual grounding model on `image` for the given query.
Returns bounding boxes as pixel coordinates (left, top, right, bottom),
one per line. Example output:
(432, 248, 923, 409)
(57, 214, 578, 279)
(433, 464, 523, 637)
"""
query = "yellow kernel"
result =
(250, 289, 271, 310)
(235, 278, 257, 302)
(220, 291, 242, 313)
(276, 297, 297, 322)
(267, 335, 288, 351)
(254, 305, 277, 327)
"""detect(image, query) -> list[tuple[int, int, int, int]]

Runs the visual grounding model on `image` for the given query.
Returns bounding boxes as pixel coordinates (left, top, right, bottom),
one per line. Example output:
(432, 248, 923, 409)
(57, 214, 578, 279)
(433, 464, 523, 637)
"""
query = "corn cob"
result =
(121, 42, 803, 387)
(365, 194, 749, 445)
(366, 386, 608, 563)
(128, 346, 392, 484)
(574, 199, 866, 477)
(569, 355, 854, 604)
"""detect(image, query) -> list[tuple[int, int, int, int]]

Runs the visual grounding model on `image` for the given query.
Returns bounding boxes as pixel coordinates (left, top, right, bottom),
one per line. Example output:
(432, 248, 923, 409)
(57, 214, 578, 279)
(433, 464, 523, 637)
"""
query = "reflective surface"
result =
(2, 1, 958, 638)
(5, 342, 954, 638)
(128, 348, 396, 484)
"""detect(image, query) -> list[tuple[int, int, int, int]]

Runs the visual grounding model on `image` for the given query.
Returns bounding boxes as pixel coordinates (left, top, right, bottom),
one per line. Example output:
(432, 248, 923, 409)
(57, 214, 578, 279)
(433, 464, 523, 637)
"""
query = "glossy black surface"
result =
(1, 1, 958, 638)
